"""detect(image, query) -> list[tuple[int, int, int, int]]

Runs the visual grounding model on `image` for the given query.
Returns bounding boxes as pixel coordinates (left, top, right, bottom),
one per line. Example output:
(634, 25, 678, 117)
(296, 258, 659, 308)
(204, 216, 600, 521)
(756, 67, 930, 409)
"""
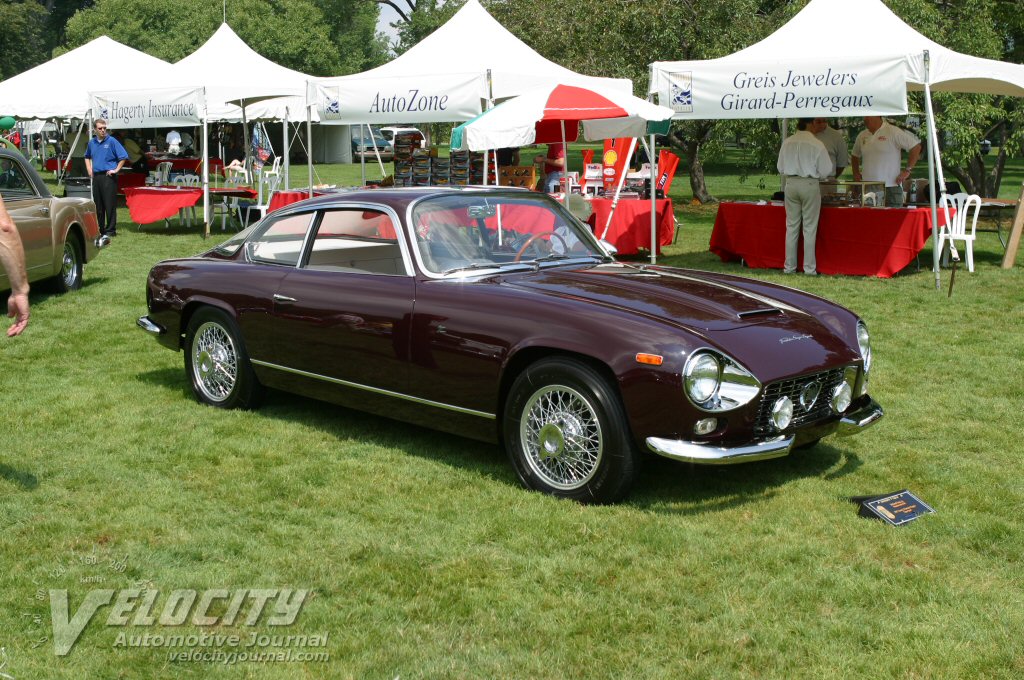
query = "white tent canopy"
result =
(650, 0, 1024, 119)
(310, 0, 632, 125)
(167, 23, 314, 120)
(649, 0, 1024, 285)
(0, 36, 173, 120)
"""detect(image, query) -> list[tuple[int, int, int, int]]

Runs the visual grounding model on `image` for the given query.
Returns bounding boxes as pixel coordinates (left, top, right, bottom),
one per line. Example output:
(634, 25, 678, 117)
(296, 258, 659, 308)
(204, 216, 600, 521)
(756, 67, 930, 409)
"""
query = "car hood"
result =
(502, 263, 823, 333)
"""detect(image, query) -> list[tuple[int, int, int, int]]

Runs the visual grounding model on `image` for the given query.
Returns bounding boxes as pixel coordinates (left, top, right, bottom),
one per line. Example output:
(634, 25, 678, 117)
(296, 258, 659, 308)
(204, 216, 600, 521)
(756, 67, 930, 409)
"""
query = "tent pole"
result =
(648, 133, 657, 264)
(202, 116, 210, 238)
(602, 136, 636, 238)
(283, 108, 290, 189)
(360, 123, 366, 186)
(560, 119, 568, 207)
(923, 50, 943, 290)
(306, 104, 313, 199)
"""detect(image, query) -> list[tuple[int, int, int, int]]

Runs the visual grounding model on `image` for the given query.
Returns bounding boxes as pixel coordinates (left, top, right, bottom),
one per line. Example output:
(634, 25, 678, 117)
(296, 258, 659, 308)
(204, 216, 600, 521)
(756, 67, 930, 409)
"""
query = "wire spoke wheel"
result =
(191, 321, 238, 403)
(520, 384, 603, 490)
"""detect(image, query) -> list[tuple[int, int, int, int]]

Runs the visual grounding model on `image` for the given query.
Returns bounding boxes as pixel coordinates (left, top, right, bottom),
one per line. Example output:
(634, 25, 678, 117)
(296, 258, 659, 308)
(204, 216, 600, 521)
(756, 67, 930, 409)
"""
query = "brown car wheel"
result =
(504, 357, 637, 504)
(184, 307, 264, 410)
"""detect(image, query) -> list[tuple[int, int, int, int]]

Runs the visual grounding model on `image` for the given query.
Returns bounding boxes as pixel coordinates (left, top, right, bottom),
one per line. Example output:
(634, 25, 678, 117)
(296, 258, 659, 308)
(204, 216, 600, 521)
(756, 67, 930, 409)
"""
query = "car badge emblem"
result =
(799, 382, 821, 411)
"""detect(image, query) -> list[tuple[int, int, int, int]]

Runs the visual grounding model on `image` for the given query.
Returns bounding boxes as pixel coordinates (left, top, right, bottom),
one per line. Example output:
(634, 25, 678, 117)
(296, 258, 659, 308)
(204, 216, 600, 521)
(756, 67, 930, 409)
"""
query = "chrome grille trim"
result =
(754, 367, 848, 434)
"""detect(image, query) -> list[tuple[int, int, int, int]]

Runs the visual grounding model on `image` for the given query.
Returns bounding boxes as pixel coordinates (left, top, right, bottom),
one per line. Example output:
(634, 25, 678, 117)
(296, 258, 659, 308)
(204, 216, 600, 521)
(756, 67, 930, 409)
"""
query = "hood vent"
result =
(738, 307, 782, 319)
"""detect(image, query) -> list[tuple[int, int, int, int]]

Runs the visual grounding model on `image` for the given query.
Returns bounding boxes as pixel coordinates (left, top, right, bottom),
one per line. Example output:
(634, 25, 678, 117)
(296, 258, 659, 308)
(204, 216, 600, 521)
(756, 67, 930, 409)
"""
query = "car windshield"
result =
(354, 130, 387, 145)
(411, 192, 609, 276)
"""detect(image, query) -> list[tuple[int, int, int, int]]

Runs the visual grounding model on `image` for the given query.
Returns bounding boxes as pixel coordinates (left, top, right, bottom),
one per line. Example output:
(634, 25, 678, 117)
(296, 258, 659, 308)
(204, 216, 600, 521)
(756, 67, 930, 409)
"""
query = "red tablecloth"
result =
(711, 202, 947, 277)
(587, 198, 675, 255)
(267, 190, 329, 214)
(124, 186, 257, 224)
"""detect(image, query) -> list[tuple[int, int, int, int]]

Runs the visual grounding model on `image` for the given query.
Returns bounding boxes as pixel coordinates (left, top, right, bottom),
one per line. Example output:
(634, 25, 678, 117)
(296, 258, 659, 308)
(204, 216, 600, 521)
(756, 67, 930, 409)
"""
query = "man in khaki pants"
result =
(777, 118, 833, 275)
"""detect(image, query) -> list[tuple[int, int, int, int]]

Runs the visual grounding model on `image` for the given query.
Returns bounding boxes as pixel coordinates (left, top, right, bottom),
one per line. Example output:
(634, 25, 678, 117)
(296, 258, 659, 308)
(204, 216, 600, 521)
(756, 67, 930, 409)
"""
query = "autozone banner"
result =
(651, 55, 908, 119)
(309, 73, 486, 124)
(90, 87, 205, 128)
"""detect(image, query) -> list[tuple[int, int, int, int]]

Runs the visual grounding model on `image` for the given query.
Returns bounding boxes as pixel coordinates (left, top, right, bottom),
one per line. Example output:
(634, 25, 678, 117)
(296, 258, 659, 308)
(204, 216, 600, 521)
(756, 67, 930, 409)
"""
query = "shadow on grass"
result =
(258, 390, 511, 482)
(632, 444, 863, 513)
(136, 367, 190, 397)
(135, 367, 866, 509)
(0, 463, 39, 490)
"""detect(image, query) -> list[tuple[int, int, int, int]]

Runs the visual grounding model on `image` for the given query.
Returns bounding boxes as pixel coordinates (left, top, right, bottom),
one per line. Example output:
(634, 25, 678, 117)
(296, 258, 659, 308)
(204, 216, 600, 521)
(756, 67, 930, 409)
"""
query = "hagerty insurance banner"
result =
(652, 55, 908, 119)
(89, 87, 205, 129)
(310, 73, 487, 125)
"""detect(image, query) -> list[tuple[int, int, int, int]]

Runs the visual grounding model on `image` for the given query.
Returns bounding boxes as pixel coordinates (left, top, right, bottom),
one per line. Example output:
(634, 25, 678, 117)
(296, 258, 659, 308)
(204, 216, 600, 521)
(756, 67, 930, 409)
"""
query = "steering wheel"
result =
(514, 231, 569, 262)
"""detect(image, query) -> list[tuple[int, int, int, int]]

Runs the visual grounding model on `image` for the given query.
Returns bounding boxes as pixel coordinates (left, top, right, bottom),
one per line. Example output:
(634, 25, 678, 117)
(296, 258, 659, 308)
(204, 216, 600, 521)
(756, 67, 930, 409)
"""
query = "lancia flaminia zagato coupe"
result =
(138, 187, 882, 503)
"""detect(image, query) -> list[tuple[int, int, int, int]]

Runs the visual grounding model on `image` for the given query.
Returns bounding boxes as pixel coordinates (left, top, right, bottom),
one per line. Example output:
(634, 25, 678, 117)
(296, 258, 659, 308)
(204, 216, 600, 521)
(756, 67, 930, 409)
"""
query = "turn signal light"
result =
(635, 353, 664, 366)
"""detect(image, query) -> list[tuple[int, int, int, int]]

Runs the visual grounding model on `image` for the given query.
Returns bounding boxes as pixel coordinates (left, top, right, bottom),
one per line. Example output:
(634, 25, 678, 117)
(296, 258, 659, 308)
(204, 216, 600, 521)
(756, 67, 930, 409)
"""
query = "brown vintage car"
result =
(138, 187, 882, 503)
(0, 149, 106, 293)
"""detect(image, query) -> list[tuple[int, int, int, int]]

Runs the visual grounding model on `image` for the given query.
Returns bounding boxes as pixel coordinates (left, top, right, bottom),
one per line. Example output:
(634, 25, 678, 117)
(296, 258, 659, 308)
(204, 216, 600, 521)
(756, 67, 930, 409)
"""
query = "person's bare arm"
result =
(0, 197, 29, 336)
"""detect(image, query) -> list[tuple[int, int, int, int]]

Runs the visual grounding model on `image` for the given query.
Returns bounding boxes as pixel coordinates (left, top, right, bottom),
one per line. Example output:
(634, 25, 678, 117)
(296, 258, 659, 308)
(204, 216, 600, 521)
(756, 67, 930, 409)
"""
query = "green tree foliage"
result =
(0, 1, 49, 81)
(62, 0, 383, 76)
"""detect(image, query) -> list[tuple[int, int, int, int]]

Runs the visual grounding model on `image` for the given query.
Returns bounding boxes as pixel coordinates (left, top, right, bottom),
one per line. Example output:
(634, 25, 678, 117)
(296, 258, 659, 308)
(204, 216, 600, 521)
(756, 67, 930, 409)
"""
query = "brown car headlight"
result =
(684, 350, 761, 412)
(856, 321, 871, 395)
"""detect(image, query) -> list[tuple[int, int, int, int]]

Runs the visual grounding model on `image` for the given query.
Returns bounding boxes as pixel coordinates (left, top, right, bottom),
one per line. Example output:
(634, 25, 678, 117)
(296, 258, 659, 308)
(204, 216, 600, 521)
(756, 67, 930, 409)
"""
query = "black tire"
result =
(184, 307, 264, 409)
(51, 231, 83, 293)
(503, 357, 637, 503)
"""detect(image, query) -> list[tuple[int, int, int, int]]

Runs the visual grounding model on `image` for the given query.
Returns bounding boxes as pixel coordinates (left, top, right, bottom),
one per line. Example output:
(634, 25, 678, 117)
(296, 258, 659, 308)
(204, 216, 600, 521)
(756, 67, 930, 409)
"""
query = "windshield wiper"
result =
(531, 253, 606, 266)
(441, 262, 535, 276)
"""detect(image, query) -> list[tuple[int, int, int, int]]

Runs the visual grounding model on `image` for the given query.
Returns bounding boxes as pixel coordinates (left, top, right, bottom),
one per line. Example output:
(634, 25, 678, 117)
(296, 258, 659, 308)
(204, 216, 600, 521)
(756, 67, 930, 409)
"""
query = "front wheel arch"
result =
(502, 354, 638, 503)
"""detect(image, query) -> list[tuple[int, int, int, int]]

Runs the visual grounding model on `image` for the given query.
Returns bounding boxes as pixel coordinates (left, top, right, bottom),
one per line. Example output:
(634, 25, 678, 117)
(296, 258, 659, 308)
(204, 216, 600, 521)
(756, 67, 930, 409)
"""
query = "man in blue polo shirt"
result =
(84, 118, 128, 237)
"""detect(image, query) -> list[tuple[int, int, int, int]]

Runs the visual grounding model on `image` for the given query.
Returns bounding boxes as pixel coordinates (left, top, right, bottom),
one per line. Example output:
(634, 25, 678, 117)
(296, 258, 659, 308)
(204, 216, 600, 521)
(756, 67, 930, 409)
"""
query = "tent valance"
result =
(309, 73, 487, 125)
(650, 55, 908, 120)
(90, 87, 206, 128)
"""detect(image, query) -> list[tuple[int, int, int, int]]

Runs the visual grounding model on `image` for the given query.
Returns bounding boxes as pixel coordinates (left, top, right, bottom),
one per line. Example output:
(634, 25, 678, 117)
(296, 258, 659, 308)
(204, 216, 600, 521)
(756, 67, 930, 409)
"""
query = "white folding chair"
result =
(939, 192, 982, 272)
(154, 161, 173, 186)
(241, 173, 282, 228)
(171, 174, 201, 228)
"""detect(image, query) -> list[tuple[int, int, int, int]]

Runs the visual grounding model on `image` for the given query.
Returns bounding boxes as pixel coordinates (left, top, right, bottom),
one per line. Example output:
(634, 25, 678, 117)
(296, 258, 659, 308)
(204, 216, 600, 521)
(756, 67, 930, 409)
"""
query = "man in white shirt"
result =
(165, 129, 182, 154)
(812, 118, 848, 177)
(777, 118, 833, 276)
(850, 116, 921, 207)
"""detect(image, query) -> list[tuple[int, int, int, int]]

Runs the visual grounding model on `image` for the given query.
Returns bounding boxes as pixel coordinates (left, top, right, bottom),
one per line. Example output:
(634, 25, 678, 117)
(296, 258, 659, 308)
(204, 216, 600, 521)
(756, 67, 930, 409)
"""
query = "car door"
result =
(267, 205, 414, 394)
(0, 158, 53, 280)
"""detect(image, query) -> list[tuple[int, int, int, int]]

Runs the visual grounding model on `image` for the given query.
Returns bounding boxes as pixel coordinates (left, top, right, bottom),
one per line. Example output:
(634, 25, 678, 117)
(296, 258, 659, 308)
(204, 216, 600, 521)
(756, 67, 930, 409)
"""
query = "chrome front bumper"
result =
(646, 398, 884, 465)
(137, 316, 165, 335)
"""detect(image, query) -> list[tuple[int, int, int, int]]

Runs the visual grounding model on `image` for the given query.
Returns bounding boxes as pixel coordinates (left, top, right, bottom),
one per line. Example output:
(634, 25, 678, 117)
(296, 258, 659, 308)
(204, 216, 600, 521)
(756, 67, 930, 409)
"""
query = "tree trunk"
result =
(686, 140, 715, 204)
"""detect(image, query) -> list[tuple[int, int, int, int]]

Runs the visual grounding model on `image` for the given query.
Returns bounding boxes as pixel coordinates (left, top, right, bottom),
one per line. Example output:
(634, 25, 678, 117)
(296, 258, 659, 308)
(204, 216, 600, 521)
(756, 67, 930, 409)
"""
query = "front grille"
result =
(754, 368, 847, 435)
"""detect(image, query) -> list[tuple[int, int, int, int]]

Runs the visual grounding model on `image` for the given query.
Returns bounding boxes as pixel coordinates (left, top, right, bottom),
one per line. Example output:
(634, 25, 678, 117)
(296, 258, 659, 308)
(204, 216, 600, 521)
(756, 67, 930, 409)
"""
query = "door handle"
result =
(273, 294, 297, 304)
(39, 206, 49, 215)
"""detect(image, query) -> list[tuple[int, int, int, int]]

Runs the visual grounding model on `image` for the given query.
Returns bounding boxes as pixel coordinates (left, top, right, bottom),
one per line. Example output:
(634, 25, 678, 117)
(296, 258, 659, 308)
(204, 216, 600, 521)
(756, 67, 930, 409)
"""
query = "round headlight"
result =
(771, 397, 794, 430)
(831, 382, 852, 413)
(684, 352, 721, 404)
(857, 321, 872, 373)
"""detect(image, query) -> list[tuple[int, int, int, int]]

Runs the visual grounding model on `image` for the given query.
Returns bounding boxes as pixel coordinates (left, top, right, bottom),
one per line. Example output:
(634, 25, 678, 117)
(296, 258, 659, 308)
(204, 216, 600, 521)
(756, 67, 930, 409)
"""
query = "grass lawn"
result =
(1, 156, 1023, 678)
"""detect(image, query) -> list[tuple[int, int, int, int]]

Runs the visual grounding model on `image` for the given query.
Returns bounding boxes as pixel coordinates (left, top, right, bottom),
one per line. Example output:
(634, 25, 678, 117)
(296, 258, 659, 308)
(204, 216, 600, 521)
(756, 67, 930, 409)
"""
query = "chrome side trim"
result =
(836, 398, 884, 435)
(136, 316, 165, 335)
(646, 434, 794, 465)
(249, 358, 496, 420)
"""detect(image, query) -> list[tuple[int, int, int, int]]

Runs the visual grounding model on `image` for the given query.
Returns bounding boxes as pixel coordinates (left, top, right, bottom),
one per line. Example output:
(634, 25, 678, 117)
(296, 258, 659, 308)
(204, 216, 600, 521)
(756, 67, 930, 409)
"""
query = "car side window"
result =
(0, 160, 34, 200)
(304, 208, 405, 276)
(246, 212, 313, 266)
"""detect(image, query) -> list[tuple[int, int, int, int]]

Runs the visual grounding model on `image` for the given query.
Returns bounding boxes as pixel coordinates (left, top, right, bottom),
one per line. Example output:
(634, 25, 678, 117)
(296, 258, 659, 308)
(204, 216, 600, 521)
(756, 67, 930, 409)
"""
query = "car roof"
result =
(275, 185, 534, 214)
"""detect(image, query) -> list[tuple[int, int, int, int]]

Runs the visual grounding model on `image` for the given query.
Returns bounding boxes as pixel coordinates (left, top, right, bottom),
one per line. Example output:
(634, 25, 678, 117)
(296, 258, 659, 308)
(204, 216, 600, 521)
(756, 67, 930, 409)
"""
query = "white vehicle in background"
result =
(380, 127, 425, 150)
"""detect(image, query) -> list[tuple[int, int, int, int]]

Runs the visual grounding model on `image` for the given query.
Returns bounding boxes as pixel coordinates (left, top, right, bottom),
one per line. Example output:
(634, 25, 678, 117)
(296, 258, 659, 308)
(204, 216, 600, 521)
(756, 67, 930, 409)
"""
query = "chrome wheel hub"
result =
(192, 322, 237, 402)
(520, 385, 603, 490)
(61, 242, 77, 287)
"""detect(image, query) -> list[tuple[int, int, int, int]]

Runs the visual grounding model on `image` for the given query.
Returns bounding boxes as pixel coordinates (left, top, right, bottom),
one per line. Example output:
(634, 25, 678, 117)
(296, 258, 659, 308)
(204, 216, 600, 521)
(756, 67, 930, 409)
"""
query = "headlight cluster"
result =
(683, 350, 760, 412)
(856, 321, 871, 394)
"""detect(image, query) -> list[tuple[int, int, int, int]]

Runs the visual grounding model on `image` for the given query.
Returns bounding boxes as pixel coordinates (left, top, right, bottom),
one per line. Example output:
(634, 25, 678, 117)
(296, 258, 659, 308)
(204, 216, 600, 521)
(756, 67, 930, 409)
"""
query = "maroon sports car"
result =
(138, 187, 882, 503)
